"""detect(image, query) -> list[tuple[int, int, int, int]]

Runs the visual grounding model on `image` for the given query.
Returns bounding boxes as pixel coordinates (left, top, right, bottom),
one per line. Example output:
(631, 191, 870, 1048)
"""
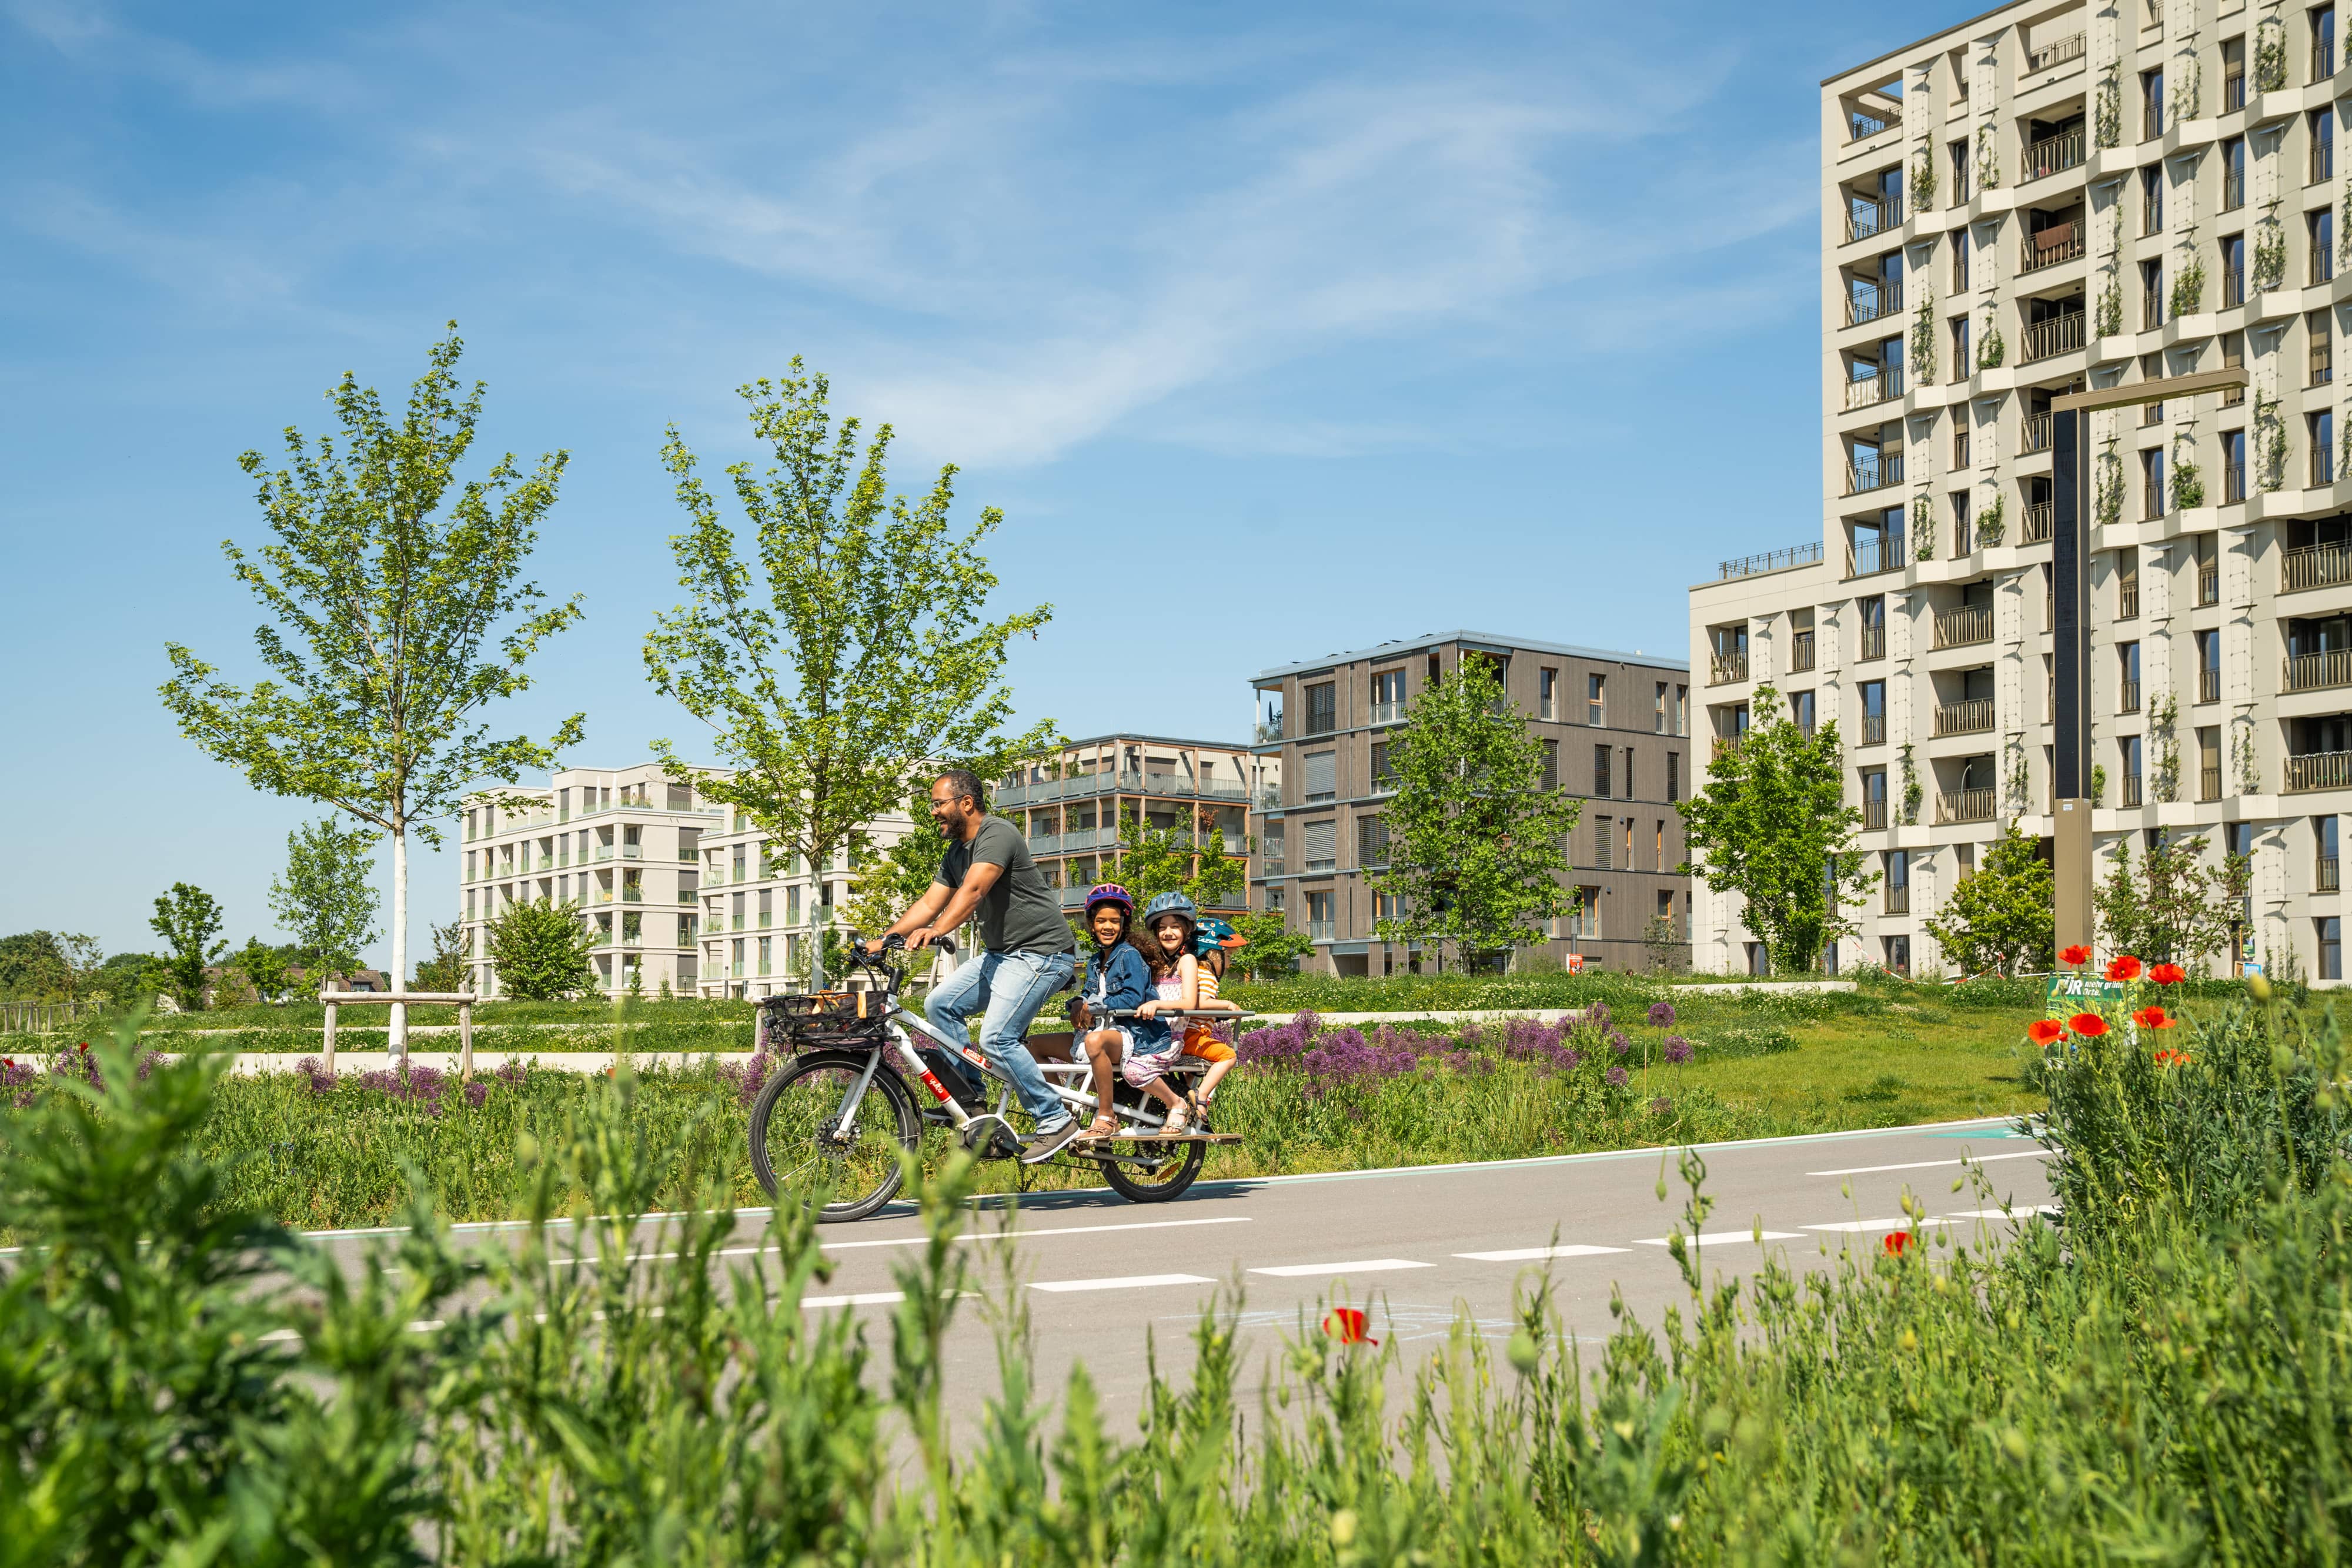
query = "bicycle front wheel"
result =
(749, 1050, 920, 1222)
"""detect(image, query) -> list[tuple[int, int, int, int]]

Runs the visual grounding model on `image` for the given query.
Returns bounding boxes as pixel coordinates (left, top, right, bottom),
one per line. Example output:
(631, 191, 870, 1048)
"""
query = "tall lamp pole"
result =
(2049, 365, 2247, 954)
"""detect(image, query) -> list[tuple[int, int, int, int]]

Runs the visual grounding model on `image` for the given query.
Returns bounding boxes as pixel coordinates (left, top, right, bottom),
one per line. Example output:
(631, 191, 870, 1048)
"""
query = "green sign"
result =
(2044, 975, 2129, 1014)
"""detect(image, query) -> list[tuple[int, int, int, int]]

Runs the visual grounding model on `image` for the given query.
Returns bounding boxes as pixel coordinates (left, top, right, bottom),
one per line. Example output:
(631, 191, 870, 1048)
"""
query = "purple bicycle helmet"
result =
(1084, 882, 1134, 917)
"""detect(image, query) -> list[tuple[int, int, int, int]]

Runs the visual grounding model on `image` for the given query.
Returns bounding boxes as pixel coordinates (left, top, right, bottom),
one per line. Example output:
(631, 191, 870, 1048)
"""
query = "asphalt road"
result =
(310, 1115, 2054, 1429)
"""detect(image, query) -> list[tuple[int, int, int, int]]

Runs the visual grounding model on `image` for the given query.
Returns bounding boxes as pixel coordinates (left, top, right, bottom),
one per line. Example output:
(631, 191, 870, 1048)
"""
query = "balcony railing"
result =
(1718, 541, 1825, 580)
(2200, 565, 2220, 603)
(2286, 650, 2352, 691)
(1254, 721, 1284, 744)
(2022, 311, 2086, 362)
(2023, 502, 2054, 543)
(1711, 735, 1743, 763)
(2200, 666, 2222, 703)
(1846, 537, 1906, 577)
(1306, 919, 1337, 941)
(2142, 294, 2165, 331)
(2024, 31, 2086, 72)
(2315, 449, 2339, 488)
(2324, 856, 2344, 892)
(2021, 223, 2084, 272)
(2122, 774, 2145, 807)
(1861, 623, 1887, 660)
(2120, 678, 2141, 713)
(2119, 583, 2140, 619)
(1861, 713, 1887, 745)
(2022, 412, 2053, 452)
(2288, 752, 2352, 792)
(1845, 195, 1904, 244)
(1863, 797, 1889, 830)
(1790, 630, 1816, 671)
(1848, 109, 1902, 142)
(2226, 70, 2246, 112)
(1933, 697, 1997, 736)
(1885, 884, 1911, 915)
(2314, 340, 2334, 385)
(2284, 541, 2352, 593)
(1709, 651, 1749, 685)
(1844, 453, 1904, 494)
(1933, 604, 1994, 648)
(1845, 367, 1906, 408)
(1845, 282, 1903, 327)
(1936, 788, 1999, 824)
(2022, 128, 2086, 183)
(2221, 265, 2246, 306)
(2225, 463, 2247, 503)
(2203, 766, 2225, 802)
(1368, 700, 1406, 726)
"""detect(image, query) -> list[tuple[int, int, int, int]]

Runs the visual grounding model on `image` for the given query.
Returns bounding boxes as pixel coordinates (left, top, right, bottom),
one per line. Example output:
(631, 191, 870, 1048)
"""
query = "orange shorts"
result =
(1182, 1028, 1235, 1064)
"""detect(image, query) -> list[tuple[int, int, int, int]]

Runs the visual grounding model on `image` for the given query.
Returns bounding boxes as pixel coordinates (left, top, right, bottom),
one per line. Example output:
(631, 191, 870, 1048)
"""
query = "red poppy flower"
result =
(2068, 1013, 2110, 1037)
(2154, 1047, 2193, 1066)
(2027, 1019, 2066, 1047)
(2133, 1005, 2177, 1030)
(1883, 1231, 1911, 1256)
(2106, 955, 2143, 982)
(2149, 962, 2186, 985)
(77, 1042, 88, 1053)
(1322, 1306, 1378, 1346)
(2060, 944, 2093, 967)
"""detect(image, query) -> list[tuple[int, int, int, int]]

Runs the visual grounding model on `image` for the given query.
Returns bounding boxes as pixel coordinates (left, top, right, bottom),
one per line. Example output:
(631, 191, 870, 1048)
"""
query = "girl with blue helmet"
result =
(1125, 892, 1204, 1133)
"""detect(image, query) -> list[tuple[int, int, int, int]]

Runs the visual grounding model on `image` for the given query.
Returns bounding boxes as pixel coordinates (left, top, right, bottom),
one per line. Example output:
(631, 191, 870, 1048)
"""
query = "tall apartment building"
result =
(1248, 633, 1693, 975)
(459, 763, 915, 999)
(995, 735, 1268, 914)
(1692, 1, 2349, 979)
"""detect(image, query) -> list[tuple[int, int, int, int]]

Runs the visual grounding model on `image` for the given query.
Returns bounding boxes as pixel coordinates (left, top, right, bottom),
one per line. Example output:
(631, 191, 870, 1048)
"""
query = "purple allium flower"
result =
(1649, 1095, 1673, 1116)
(1662, 1035, 1694, 1065)
(463, 1080, 490, 1108)
(1586, 1002, 1611, 1031)
(1648, 1001, 1677, 1028)
(1605, 1064, 1629, 1088)
(1608, 1031, 1632, 1057)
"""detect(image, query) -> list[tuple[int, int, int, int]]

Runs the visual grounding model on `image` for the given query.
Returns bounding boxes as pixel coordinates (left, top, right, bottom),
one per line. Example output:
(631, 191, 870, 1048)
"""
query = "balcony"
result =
(1307, 919, 1338, 942)
(1790, 630, 1816, 671)
(1844, 453, 1905, 494)
(2122, 775, 2145, 808)
(1845, 368, 1906, 409)
(1933, 698, 1997, 736)
(1884, 883, 1911, 915)
(1861, 713, 1887, 746)
(1711, 735, 1743, 763)
(2286, 650, 2352, 691)
(2284, 542, 2352, 593)
(1025, 830, 1060, 854)
(1845, 281, 1903, 327)
(1933, 604, 1994, 648)
(2022, 311, 2086, 363)
(1936, 787, 1998, 824)
(1718, 541, 1825, 580)
(1863, 797, 1889, 830)
(1845, 195, 1904, 245)
(2021, 224, 2084, 273)
(2024, 31, 2085, 72)
(2022, 412, 2053, 453)
(2023, 502, 2053, 543)
(1846, 536, 1906, 578)
(1709, 651, 1749, 685)
(2203, 767, 2224, 802)
(1255, 721, 1284, 744)
(2120, 678, 2141, 713)
(2288, 752, 2352, 793)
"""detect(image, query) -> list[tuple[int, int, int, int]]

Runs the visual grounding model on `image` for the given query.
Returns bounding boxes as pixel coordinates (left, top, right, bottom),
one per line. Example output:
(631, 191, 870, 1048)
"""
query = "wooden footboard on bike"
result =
(1084, 1131, 1244, 1145)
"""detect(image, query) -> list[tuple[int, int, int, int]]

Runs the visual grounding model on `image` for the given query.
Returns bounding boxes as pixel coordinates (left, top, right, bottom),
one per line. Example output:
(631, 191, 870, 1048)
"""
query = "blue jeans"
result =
(923, 947, 1078, 1131)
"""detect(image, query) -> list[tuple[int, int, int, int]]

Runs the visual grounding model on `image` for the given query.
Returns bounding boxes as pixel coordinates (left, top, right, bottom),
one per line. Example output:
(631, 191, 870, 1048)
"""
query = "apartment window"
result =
(2197, 628, 2222, 703)
(2121, 734, 2144, 806)
(1952, 412, 1970, 468)
(1304, 890, 1334, 940)
(1371, 668, 1406, 723)
(1666, 750, 1685, 803)
(1859, 595, 1886, 660)
(2141, 68, 2165, 139)
(2141, 352, 2166, 424)
(1885, 850, 1910, 915)
(1304, 681, 1337, 736)
(1951, 489, 1973, 554)
(2120, 641, 2143, 713)
(2223, 427, 2248, 501)
(1594, 815, 1613, 870)
(1302, 818, 1337, 872)
(2221, 232, 2247, 306)
(1586, 673, 1605, 726)
(2225, 35, 2247, 110)
(2317, 6, 2340, 81)
(1593, 744, 1613, 798)
(2140, 258, 2164, 329)
(1790, 688, 1817, 737)
(1369, 740, 1394, 793)
(2221, 139, 2246, 218)
(2197, 533, 2221, 604)
(2141, 447, 2166, 519)
(1883, 934, 1912, 976)
(1790, 608, 1816, 672)
(1653, 681, 1668, 732)
(1537, 667, 1556, 720)
(2324, 917, 2344, 982)
(1621, 818, 1634, 870)
(1357, 814, 1388, 868)
(756, 887, 772, 928)
(2223, 331, 2246, 406)
(2141, 164, 2164, 235)
(1949, 139, 1970, 205)
(2313, 308, 2335, 385)
(1675, 684, 1688, 734)
(1568, 886, 1602, 941)
(2311, 410, 2337, 486)
(1622, 747, 1636, 798)
(756, 935, 771, 977)
(1302, 750, 1337, 804)
(1540, 740, 1559, 792)
(2199, 727, 2223, 801)
(2314, 209, 2338, 284)
(1950, 225, 1970, 290)
(1862, 768, 1889, 830)
(1860, 679, 1887, 746)
(1949, 314, 1970, 379)
(2315, 108, 2339, 185)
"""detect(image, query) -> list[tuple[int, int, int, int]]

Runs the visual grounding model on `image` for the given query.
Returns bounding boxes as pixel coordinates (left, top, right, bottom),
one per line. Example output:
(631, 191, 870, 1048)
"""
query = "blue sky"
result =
(0, 1, 1937, 968)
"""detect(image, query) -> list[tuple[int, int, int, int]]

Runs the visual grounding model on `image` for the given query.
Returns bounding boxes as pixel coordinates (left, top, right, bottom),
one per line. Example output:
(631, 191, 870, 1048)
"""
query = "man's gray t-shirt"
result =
(934, 815, 1074, 955)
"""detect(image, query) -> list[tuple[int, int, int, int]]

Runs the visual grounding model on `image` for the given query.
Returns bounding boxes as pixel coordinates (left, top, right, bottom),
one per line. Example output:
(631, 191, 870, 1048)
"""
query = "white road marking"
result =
(1808, 1149, 2050, 1176)
(1942, 1205, 2061, 1219)
(1248, 1259, 1435, 1277)
(818, 1215, 1253, 1252)
(1633, 1232, 1802, 1247)
(1802, 1218, 1924, 1232)
(1454, 1245, 1631, 1262)
(1030, 1273, 1215, 1293)
(801, 1290, 908, 1308)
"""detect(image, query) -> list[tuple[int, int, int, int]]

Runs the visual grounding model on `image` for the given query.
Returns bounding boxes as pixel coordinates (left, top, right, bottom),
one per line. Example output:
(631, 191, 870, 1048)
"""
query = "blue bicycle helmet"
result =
(1142, 891, 1198, 928)
(1084, 882, 1134, 917)
(1194, 917, 1244, 957)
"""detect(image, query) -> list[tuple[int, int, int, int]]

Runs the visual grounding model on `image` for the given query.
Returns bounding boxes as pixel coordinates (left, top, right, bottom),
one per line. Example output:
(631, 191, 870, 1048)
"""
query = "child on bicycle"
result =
(1179, 917, 1244, 1108)
(1125, 892, 1207, 1134)
(1059, 884, 1152, 1142)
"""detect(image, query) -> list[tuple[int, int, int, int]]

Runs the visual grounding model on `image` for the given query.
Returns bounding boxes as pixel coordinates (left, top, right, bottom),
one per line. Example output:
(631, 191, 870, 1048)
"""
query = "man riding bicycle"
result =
(866, 768, 1085, 1164)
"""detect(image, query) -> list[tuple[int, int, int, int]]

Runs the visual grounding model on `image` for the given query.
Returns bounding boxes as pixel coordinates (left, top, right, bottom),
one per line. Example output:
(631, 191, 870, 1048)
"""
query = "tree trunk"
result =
(809, 894, 826, 992)
(390, 827, 409, 1060)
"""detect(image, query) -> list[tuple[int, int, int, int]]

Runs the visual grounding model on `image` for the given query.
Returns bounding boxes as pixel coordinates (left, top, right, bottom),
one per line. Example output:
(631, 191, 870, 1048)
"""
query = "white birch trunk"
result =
(390, 827, 409, 1059)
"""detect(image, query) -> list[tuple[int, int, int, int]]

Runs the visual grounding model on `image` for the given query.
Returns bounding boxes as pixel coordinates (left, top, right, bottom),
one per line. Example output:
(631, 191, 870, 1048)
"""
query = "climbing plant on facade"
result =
(1910, 292, 1938, 382)
(2171, 432, 2206, 507)
(2255, 393, 2288, 492)
(1911, 147, 1937, 210)
(1912, 492, 1934, 560)
(2169, 254, 2207, 316)
(2150, 693, 2182, 804)
(2256, 15, 2288, 91)
(1899, 742, 1923, 827)
(2096, 433, 2125, 527)
(2234, 714, 2263, 794)
(2254, 208, 2287, 291)
(2094, 65, 2122, 148)
(1976, 123, 2001, 190)
(1977, 489, 2007, 546)
(1977, 311, 2006, 367)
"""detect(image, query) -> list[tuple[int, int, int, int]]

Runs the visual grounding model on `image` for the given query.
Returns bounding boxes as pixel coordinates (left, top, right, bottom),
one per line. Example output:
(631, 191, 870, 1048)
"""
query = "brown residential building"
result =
(994, 735, 1275, 915)
(1248, 631, 1694, 974)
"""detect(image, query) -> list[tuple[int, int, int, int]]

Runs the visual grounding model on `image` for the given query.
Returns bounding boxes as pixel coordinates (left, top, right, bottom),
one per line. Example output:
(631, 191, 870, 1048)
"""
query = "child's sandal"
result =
(1082, 1115, 1120, 1142)
(1161, 1102, 1190, 1136)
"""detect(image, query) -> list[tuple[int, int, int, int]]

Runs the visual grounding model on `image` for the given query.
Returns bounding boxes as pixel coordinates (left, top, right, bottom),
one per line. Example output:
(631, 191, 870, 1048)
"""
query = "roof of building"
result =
(1822, 5, 2007, 86)
(1252, 630, 1689, 683)
(1047, 734, 1254, 752)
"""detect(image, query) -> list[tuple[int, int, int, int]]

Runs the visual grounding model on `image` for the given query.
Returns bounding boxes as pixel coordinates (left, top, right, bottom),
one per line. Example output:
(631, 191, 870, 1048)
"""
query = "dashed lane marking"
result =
(1633, 1232, 1802, 1247)
(1248, 1259, 1435, 1278)
(1030, 1273, 1216, 1293)
(1943, 1205, 2060, 1219)
(1807, 1149, 2051, 1176)
(1454, 1245, 1632, 1262)
(1802, 1218, 1921, 1232)
(818, 1215, 1253, 1251)
(802, 1290, 910, 1308)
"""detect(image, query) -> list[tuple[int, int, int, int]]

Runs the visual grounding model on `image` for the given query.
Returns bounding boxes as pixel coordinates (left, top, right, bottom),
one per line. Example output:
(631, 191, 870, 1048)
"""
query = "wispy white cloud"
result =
(8, 0, 365, 111)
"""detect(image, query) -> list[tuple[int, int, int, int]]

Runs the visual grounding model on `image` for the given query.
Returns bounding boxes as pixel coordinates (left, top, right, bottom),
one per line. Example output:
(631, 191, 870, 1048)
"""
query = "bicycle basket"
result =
(759, 989, 890, 1049)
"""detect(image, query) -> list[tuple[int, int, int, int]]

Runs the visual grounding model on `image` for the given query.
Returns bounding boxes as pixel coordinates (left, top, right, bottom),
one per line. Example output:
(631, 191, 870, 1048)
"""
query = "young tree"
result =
(483, 899, 597, 1000)
(159, 325, 584, 1054)
(411, 918, 472, 992)
(1678, 683, 1875, 975)
(268, 818, 382, 982)
(1227, 911, 1317, 979)
(1367, 657, 1582, 967)
(226, 937, 293, 1004)
(643, 362, 1055, 989)
(2094, 831, 2253, 971)
(1111, 808, 1247, 909)
(0, 932, 66, 999)
(149, 884, 226, 1012)
(1922, 819, 2054, 976)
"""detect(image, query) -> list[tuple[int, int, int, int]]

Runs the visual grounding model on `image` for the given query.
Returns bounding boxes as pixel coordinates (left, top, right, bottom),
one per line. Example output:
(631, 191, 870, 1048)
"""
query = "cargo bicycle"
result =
(747, 932, 1246, 1221)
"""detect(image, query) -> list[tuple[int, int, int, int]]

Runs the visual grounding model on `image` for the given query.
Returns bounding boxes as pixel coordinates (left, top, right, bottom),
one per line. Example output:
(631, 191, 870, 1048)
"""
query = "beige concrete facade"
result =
(1691, 0, 2352, 981)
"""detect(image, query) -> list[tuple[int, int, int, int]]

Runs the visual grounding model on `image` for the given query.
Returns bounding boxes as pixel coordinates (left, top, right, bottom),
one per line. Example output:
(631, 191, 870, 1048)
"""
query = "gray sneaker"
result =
(1020, 1117, 1083, 1165)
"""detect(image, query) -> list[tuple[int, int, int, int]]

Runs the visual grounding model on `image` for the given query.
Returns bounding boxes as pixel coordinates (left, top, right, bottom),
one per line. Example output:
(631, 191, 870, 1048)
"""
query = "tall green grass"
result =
(6, 988, 2346, 1562)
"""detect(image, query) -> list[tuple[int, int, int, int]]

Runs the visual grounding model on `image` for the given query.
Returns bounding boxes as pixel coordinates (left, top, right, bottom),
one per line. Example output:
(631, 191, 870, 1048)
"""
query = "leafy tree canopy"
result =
(1922, 819, 2054, 977)
(149, 885, 226, 1012)
(483, 899, 597, 1001)
(412, 918, 472, 993)
(269, 818, 382, 980)
(2095, 831, 2251, 972)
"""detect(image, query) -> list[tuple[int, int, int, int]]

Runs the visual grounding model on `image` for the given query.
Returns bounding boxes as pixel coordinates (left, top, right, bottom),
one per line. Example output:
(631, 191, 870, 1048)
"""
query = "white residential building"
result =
(1692, 0, 2350, 981)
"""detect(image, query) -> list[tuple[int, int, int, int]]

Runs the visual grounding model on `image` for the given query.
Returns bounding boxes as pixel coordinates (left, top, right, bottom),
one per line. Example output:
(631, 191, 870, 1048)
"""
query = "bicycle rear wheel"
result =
(1097, 1097, 1208, 1203)
(749, 1050, 920, 1222)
